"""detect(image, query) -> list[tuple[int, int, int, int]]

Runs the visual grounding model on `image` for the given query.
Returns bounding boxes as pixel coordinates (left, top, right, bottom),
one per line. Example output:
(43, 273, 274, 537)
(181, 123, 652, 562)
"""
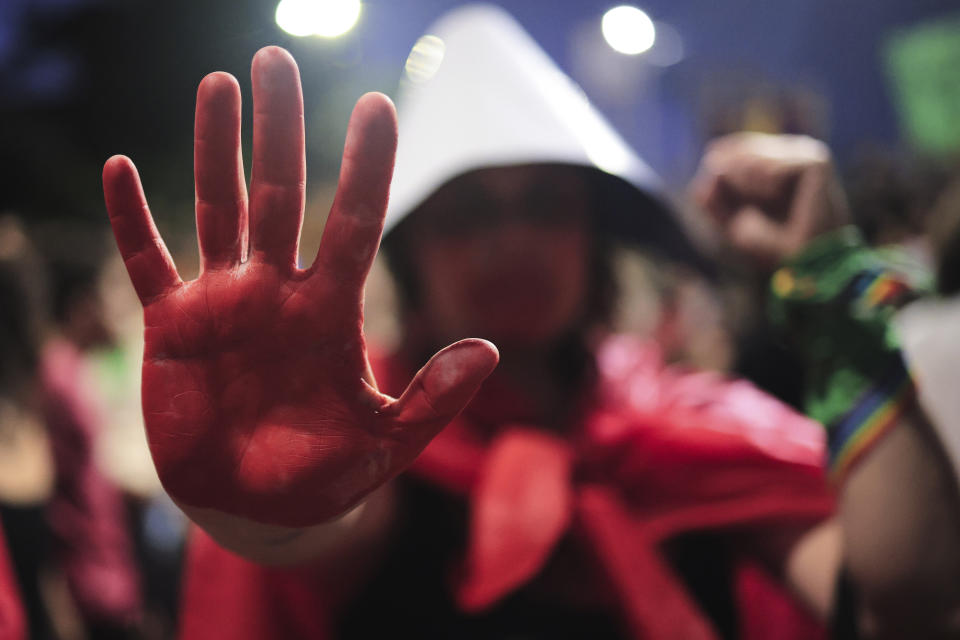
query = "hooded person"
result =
(171, 6, 834, 639)
(101, 4, 960, 640)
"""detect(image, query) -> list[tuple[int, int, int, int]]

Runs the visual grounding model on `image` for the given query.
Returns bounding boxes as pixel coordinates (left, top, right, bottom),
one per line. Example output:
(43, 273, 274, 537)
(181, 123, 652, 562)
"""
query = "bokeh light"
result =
(601, 5, 656, 55)
(275, 0, 362, 38)
(647, 22, 684, 67)
(404, 35, 446, 83)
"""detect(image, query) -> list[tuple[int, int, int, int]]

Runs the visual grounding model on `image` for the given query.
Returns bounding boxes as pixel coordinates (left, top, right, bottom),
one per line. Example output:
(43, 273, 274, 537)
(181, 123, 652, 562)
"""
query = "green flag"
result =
(885, 14, 960, 154)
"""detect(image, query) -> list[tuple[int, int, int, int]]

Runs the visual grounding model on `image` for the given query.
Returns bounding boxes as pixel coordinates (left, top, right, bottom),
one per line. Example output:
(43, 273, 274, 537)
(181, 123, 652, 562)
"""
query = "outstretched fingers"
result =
(310, 93, 397, 299)
(195, 72, 248, 270)
(384, 339, 499, 446)
(249, 46, 306, 269)
(103, 155, 181, 305)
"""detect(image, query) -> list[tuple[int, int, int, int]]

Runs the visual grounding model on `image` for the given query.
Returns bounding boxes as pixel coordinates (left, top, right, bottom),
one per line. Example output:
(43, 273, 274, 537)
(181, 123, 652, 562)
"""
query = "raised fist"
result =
(691, 133, 850, 268)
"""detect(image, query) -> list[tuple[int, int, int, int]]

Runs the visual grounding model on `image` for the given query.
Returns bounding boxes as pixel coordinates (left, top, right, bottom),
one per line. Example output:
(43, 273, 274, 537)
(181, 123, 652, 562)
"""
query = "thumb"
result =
(382, 339, 499, 446)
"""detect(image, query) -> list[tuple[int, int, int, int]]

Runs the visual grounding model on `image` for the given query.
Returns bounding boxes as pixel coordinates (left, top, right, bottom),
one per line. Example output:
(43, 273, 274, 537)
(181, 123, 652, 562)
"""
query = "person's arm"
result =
(693, 133, 960, 637)
(179, 481, 396, 566)
(101, 47, 498, 565)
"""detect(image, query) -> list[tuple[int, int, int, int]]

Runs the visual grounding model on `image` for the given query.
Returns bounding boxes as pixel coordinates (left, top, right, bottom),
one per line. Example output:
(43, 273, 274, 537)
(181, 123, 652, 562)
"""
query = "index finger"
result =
(309, 93, 397, 299)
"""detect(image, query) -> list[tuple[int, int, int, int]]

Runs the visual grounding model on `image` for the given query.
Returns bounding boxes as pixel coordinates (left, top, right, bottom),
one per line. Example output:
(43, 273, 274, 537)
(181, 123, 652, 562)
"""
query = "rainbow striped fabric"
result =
(768, 227, 928, 482)
(827, 355, 915, 483)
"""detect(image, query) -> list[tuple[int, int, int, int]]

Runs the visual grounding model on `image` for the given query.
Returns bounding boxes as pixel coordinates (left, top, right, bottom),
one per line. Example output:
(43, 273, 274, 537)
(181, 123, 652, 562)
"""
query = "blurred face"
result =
(406, 165, 592, 348)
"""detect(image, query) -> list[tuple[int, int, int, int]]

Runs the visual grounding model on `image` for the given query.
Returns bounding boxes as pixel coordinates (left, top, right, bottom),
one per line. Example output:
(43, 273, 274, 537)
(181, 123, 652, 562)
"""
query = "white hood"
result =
(385, 4, 698, 263)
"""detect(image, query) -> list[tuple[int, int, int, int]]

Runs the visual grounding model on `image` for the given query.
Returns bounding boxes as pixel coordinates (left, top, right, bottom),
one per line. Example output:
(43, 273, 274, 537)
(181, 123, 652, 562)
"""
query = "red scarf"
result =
(180, 336, 834, 639)
(407, 336, 834, 639)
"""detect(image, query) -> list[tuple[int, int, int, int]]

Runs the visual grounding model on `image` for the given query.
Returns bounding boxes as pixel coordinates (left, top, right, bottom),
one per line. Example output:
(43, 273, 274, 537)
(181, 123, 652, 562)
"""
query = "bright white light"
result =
(601, 5, 656, 55)
(404, 35, 446, 83)
(276, 0, 315, 37)
(275, 0, 362, 38)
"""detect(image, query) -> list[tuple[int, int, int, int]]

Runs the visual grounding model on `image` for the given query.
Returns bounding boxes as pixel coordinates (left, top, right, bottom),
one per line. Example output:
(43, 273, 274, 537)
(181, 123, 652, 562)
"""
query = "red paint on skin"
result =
(104, 49, 499, 527)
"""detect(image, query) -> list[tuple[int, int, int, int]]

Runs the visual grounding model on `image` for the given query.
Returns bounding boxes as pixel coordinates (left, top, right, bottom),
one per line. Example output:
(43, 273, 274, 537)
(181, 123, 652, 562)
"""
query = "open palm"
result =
(102, 47, 498, 529)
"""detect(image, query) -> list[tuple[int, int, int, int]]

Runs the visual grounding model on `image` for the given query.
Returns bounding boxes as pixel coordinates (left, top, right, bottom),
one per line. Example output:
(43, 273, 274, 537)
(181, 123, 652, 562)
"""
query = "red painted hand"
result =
(102, 47, 498, 528)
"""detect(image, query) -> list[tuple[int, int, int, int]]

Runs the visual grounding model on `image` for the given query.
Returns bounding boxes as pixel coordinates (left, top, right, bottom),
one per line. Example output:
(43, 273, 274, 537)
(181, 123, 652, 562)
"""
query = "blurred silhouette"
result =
(0, 217, 143, 639)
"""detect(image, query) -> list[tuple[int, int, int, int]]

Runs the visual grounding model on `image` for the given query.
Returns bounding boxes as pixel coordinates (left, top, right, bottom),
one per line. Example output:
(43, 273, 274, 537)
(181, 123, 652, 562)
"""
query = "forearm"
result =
(178, 482, 395, 566)
(840, 409, 960, 637)
(772, 228, 960, 635)
(693, 137, 960, 635)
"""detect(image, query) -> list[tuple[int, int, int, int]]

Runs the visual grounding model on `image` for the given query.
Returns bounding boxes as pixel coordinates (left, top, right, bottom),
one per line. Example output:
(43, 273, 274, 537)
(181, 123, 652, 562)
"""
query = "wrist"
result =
(781, 225, 862, 266)
(767, 227, 928, 482)
(770, 227, 868, 305)
(177, 498, 368, 566)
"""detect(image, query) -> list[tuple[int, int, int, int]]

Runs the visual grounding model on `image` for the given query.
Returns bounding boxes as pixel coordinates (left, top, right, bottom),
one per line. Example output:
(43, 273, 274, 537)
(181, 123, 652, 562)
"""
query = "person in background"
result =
(102, 6, 960, 639)
(0, 215, 47, 640)
(32, 222, 144, 638)
(0, 216, 142, 639)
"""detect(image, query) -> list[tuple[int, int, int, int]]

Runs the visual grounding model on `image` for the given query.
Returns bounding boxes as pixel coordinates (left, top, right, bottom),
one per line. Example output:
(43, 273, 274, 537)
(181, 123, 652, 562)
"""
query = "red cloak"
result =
(179, 336, 834, 639)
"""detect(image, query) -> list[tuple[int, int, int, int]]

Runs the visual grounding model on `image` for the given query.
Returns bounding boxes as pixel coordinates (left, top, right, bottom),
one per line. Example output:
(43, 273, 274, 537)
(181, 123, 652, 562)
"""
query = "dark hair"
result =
(928, 177, 960, 296)
(845, 151, 953, 245)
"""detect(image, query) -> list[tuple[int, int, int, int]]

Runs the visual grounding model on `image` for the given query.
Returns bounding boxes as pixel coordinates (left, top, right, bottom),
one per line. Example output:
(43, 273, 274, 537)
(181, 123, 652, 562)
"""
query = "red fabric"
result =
(0, 523, 26, 640)
(457, 428, 574, 611)
(41, 340, 142, 626)
(577, 487, 721, 640)
(179, 336, 835, 639)
(735, 563, 825, 640)
(179, 531, 332, 640)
